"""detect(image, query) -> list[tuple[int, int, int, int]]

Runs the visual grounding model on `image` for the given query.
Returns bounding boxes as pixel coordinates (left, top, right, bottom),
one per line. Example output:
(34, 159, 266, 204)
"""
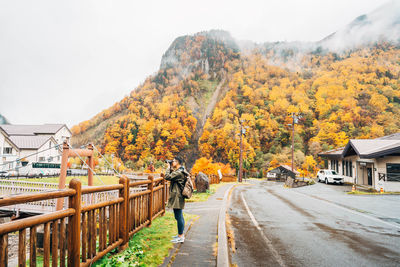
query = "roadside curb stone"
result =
(217, 184, 235, 267)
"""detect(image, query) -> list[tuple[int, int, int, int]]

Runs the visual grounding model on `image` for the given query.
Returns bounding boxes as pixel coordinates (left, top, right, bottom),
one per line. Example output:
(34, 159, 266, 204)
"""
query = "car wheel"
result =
(325, 178, 328, 184)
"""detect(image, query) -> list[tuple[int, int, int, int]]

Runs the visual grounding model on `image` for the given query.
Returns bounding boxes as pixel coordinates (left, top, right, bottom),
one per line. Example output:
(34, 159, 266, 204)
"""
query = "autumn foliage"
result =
(191, 157, 234, 177)
(71, 31, 400, 176)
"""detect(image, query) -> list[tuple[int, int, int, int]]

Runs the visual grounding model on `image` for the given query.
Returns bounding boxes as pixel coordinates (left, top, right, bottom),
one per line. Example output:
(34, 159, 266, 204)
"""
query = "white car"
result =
(317, 169, 344, 185)
(0, 170, 18, 178)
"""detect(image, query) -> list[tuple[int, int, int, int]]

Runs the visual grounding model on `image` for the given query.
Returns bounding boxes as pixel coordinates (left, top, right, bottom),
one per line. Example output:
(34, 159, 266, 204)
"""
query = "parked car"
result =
(317, 169, 344, 185)
(0, 170, 18, 178)
(0, 171, 10, 178)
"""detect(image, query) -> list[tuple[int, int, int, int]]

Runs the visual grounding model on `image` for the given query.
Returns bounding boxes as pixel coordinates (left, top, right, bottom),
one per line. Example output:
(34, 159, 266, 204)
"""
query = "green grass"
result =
(347, 190, 400, 195)
(197, 79, 219, 105)
(94, 212, 197, 267)
(18, 175, 119, 186)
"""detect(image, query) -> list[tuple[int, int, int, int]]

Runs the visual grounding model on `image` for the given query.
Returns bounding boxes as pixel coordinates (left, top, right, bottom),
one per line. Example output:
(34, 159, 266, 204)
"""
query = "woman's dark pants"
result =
(173, 209, 185, 235)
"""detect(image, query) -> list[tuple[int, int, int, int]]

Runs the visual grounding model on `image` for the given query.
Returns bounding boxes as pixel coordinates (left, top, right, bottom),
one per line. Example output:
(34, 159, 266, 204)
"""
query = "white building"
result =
(319, 133, 400, 192)
(0, 124, 71, 175)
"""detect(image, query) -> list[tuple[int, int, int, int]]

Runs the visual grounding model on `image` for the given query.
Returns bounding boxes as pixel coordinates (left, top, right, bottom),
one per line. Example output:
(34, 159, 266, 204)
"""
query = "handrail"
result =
(0, 175, 169, 266)
(0, 189, 76, 207)
(0, 208, 75, 235)
(129, 180, 151, 187)
(81, 197, 124, 212)
(81, 184, 123, 194)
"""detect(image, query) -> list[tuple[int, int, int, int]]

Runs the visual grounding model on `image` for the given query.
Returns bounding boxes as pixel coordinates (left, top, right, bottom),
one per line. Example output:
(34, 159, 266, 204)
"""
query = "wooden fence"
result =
(0, 175, 168, 266)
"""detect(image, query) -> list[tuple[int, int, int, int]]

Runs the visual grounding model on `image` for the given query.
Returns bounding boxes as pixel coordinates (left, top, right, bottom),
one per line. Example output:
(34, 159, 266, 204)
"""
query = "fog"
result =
(0, 0, 386, 128)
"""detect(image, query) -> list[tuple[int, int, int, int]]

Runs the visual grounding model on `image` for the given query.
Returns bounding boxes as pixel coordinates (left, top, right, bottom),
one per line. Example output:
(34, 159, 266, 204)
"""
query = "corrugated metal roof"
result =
(8, 135, 53, 149)
(318, 147, 344, 156)
(0, 124, 65, 136)
(349, 139, 400, 155)
(375, 133, 400, 140)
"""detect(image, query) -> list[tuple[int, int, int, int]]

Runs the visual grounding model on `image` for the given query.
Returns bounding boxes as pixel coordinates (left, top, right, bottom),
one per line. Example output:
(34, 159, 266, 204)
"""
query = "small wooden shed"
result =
(267, 165, 299, 181)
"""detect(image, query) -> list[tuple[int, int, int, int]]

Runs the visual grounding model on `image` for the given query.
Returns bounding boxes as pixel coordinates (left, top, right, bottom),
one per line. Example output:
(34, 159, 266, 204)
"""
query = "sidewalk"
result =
(162, 184, 233, 267)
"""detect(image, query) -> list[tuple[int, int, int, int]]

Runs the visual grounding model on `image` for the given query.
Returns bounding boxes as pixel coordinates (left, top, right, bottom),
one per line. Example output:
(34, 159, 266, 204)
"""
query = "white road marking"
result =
(289, 190, 400, 230)
(240, 192, 286, 267)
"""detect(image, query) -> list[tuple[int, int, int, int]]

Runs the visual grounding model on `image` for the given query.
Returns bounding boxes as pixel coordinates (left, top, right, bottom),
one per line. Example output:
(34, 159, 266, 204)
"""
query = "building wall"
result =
(20, 139, 61, 164)
(375, 156, 400, 192)
(54, 126, 71, 145)
(328, 156, 358, 183)
(0, 132, 18, 171)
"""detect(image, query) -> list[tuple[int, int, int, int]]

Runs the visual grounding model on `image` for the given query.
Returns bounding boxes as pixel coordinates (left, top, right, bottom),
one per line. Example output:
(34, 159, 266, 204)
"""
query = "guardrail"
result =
(0, 175, 169, 266)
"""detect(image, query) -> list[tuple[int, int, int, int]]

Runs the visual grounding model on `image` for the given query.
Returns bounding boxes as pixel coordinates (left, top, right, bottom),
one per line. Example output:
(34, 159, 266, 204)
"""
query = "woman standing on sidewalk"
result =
(164, 156, 187, 243)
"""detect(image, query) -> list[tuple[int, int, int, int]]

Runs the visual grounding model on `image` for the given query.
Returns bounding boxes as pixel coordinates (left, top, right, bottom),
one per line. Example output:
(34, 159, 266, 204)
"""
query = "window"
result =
(331, 160, 339, 172)
(349, 161, 353, 177)
(342, 161, 345, 175)
(387, 164, 400, 182)
(3, 147, 12, 154)
(39, 157, 45, 162)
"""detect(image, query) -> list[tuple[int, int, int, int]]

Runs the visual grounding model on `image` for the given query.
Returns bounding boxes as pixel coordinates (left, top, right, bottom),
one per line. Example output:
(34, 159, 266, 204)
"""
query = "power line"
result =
(67, 143, 105, 185)
(0, 142, 63, 168)
(92, 144, 121, 176)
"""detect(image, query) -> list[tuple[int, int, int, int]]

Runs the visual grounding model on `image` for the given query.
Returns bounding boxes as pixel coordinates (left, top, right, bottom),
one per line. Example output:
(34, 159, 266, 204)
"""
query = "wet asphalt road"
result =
(228, 180, 400, 267)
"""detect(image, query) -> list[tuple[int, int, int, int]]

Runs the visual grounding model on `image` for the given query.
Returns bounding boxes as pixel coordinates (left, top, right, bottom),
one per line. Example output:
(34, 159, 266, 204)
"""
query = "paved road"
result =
(228, 180, 400, 267)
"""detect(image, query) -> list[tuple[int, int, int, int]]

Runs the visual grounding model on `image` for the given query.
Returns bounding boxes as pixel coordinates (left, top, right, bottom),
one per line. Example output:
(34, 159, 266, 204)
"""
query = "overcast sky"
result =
(0, 0, 386, 128)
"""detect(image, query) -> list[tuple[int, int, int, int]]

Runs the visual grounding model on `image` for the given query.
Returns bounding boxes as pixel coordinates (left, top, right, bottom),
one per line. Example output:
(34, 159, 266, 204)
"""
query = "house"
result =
(0, 124, 71, 174)
(267, 165, 300, 180)
(318, 133, 400, 192)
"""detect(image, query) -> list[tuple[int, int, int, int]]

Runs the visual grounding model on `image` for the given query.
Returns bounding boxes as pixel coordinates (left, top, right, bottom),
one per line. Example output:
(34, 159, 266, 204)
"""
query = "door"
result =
(367, 168, 373, 186)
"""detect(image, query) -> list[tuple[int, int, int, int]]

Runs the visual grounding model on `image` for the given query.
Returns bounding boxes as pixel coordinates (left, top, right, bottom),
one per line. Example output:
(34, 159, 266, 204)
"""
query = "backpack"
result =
(181, 171, 194, 199)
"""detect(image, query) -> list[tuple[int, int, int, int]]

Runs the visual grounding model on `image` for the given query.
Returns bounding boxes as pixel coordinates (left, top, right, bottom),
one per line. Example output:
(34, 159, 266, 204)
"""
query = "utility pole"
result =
(289, 113, 302, 172)
(239, 121, 243, 183)
(291, 113, 295, 172)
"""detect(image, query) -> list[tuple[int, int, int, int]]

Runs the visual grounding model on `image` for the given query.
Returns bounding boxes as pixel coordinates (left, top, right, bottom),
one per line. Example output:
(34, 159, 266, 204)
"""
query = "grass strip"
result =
(94, 211, 196, 267)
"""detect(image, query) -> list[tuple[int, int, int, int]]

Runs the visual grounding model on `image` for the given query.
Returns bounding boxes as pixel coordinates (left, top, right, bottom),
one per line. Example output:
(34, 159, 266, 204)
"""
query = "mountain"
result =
(0, 114, 10, 125)
(71, 2, 400, 172)
(320, 0, 400, 51)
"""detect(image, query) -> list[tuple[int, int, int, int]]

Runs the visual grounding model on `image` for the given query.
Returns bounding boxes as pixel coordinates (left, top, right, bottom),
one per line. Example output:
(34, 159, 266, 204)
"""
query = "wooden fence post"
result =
(119, 176, 129, 250)
(68, 179, 81, 267)
(148, 176, 154, 226)
(161, 174, 166, 216)
(56, 141, 70, 210)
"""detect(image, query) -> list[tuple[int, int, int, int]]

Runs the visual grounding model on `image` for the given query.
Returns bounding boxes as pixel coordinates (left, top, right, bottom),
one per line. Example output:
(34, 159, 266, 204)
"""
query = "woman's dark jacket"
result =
(164, 166, 187, 209)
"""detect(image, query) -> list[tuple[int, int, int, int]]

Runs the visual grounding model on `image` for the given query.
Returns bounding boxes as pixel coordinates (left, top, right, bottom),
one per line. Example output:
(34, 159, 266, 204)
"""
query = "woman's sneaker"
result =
(171, 236, 185, 243)
(171, 235, 178, 239)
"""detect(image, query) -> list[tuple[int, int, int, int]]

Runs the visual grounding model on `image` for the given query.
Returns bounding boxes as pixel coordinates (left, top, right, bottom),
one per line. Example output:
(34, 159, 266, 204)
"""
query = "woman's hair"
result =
(174, 156, 184, 165)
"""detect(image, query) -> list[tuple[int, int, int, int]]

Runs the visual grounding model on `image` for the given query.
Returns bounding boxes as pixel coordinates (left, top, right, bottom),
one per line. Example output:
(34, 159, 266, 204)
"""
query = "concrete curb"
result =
(217, 184, 235, 267)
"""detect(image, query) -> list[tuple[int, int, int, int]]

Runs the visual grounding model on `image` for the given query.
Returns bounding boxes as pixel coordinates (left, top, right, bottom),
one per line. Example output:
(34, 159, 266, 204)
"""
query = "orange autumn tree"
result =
(191, 157, 234, 177)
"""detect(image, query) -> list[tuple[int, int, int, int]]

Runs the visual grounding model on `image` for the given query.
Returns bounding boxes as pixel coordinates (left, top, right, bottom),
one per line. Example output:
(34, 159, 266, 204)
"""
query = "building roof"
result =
(269, 165, 300, 175)
(318, 147, 344, 157)
(320, 132, 400, 159)
(0, 124, 66, 136)
(375, 132, 400, 140)
(8, 135, 54, 150)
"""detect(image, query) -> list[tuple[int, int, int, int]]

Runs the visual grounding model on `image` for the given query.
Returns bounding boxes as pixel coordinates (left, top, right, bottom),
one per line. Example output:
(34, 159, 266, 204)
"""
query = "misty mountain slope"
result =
(71, 30, 239, 166)
(320, 0, 400, 51)
(0, 114, 10, 124)
(71, 2, 400, 171)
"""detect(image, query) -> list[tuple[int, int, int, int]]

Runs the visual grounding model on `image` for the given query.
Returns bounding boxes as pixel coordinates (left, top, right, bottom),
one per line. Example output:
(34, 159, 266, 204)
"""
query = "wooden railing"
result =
(209, 174, 220, 184)
(0, 175, 169, 266)
(0, 179, 59, 189)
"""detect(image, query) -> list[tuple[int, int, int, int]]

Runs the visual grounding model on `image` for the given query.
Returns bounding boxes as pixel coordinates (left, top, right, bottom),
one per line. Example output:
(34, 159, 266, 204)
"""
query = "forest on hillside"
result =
(71, 32, 400, 177)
